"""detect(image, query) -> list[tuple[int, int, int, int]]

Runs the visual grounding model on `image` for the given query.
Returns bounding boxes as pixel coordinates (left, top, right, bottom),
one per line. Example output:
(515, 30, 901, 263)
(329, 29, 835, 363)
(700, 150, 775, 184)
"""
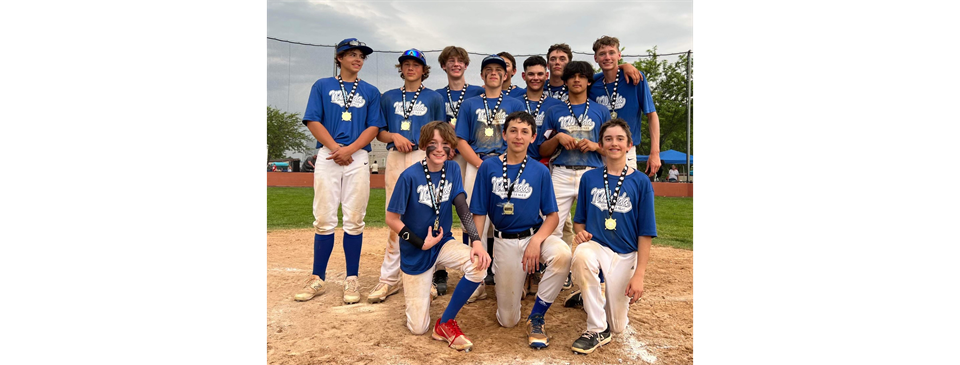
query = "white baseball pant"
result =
(401, 240, 485, 335)
(571, 240, 638, 334)
(378, 149, 426, 286)
(492, 234, 571, 327)
(549, 166, 594, 243)
(313, 147, 370, 235)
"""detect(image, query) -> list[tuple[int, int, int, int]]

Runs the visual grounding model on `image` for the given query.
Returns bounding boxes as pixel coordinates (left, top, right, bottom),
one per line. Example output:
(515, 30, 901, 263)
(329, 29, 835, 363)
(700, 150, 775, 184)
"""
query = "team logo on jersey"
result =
(548, 90, 569, 102)
(589, 187, 632, 213)
(535, 112, 545, 126)
(392, 101, 429, 116)
(595, 94, 626, 110)
(475, 109, 506, 125)
(444, 101, 462, 117)
(328, 90, 367, 108)
(490, 177, 533, 200)
(416, 182, 453, 207)
(558, 115, 596, 132)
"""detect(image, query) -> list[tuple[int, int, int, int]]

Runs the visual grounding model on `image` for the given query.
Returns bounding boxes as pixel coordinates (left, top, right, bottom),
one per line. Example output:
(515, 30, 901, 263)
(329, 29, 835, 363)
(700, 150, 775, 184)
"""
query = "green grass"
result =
(267, 187, 692, 250)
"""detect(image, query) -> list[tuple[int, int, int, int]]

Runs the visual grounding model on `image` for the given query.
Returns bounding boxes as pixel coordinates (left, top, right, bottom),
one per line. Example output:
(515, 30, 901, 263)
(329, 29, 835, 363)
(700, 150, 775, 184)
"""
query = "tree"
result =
(632, 47, 693, 158)
(267, 106, 313, 160)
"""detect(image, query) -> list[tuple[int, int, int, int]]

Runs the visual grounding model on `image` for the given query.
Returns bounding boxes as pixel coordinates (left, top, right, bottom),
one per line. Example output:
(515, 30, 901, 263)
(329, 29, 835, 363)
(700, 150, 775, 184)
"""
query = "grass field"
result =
(267, 187, 692, 250)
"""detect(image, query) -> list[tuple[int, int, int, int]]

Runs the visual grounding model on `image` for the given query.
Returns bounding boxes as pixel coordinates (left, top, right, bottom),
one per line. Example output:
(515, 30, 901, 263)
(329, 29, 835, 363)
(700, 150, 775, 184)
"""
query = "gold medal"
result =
(605, 217, 616, 231)
(434, 218, 440, 232)
(342, 111, 352, 121)
(611, 111, 618, 119)
(485, 127, 494, 137)
(450, 117, 457, 126)
(503, 202, 514, 215)
(401, 120, 411, 131)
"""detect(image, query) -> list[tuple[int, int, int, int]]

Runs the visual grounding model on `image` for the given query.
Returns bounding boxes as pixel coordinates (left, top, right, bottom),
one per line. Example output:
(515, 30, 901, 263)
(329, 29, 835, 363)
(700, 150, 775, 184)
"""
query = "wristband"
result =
(399, 225, 424, 249)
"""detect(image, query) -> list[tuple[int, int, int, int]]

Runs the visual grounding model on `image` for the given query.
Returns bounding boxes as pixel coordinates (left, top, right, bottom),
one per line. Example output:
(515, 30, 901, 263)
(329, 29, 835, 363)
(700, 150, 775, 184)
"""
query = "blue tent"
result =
(635, 149, 692, 165)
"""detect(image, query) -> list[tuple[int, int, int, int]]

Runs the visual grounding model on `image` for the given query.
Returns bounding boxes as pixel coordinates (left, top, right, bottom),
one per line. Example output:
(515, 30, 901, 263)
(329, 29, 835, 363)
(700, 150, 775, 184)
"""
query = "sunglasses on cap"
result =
(339, 39, 367, 48)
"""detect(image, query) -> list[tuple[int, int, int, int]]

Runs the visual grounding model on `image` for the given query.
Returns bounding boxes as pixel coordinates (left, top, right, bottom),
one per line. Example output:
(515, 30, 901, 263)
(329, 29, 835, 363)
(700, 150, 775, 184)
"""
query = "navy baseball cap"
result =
(336, 38, 373, 56)
(398, 48, 427, 66)
(480, 54, 507, 70)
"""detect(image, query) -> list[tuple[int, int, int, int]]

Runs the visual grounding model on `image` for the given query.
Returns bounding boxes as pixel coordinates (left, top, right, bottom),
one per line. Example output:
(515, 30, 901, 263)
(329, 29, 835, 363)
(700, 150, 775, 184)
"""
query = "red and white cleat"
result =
(432, 318, 474, 351)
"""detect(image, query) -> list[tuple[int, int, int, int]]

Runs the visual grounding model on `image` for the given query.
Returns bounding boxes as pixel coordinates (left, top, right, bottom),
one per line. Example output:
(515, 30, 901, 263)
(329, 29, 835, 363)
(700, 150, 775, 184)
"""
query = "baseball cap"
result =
(336, 38, 373, 56)
(480, 54, 507, 70)
(398, 48, 427, 66)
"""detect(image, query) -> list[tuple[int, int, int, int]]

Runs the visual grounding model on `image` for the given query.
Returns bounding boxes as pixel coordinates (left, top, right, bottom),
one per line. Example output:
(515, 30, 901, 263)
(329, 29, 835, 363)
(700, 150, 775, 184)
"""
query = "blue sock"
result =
(343, 233, 363, 277)
(529, 296, 553, 318)
(440, 278, 481, 323)
(312, 233, 335, 280)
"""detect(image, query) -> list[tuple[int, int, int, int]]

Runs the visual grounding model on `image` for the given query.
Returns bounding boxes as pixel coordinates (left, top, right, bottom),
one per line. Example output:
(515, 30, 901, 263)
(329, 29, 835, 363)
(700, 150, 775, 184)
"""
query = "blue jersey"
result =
(302, 77, 386, 152)
(589, 71, 657, 146)
(380, 88, 446, 150)
(542, 100, 610, 167)
(470, 157, 558, 233)
(504, 86, 526, 98)
(545, 84, 568, 103)
(573, 169, 657, 254)
(438, 84, 485, 128)
(455, 95, 526, 156)
(387, 161, 465, 275)
(511, 92, 564, 160)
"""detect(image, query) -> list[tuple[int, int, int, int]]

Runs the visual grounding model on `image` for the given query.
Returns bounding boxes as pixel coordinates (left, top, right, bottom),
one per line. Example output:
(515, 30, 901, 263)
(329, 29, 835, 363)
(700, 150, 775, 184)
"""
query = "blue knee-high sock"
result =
(312, 233, 335, 280)
(529, 296, 553, 318)
(343, 233, 363, 277)
(440, 278, 481, 323)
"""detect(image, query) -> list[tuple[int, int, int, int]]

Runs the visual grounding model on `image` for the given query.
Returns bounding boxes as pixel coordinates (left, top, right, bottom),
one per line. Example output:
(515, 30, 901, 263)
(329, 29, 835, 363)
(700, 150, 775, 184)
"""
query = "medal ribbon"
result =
(421, 159, 447, 230)
(336, 75, 360, 110)
(401, 84, 424, 120)
(523, 91, 547, 117)
(501, 155, 528, 204)
(446, 83, 470, 119)
(603, 68, 620, 113)
(565, 99, 591, 128)
(602, 164, 629, 219)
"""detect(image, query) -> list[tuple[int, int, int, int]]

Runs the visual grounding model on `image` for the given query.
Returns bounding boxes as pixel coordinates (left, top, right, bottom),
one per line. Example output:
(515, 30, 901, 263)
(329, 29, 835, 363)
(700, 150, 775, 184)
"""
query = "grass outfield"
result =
(267, 187, 692, 250)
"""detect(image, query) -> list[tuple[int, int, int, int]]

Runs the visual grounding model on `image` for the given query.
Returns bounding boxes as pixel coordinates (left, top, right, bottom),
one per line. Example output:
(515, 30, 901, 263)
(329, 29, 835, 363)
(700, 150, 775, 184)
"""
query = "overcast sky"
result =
(267, 0, 693, 160)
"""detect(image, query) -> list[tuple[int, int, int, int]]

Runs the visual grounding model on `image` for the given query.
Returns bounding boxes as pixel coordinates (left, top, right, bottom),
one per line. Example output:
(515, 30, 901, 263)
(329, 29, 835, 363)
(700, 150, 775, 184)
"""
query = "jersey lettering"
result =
(489, 177, 534, 200)
(327, 90, 367, 108)
(589, 187, 633, 213)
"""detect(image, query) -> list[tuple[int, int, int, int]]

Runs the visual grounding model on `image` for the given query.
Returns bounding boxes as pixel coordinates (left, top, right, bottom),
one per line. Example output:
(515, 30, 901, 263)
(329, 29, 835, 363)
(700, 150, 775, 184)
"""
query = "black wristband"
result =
(399, 225, 424, 249)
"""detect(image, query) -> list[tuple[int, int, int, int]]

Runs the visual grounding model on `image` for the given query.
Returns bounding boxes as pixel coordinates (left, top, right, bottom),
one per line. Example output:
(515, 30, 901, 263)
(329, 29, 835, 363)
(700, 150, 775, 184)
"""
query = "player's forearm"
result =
(453, 193, 482, 244)
(648, 112, 660, 153)
(536, 212, 560, 241)
(457, 138, 482, 167)
(471, 214, 486, 242)
(350, 126, 381, 150)
(573, 222, 586, 235)
(376, 129, 393, 144)
(632, 236, 652, 281)
(539, 134, 560, 157)
(386, 212, 405, 234)
(306, 121, 338, 150)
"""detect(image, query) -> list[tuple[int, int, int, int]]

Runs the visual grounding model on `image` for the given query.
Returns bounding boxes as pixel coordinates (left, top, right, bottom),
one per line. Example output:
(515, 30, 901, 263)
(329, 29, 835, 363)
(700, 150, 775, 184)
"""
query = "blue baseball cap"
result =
(398, 48, 427, 66)
(336, 38, 373, 56)
(480, 54, 507, 70)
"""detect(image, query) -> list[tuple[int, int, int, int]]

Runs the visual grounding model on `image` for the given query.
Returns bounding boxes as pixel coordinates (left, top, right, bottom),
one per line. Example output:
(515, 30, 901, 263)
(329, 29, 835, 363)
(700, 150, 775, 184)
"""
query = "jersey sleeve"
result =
(469, 161, 490, 215)
(431, 93, 446, 122)
(455, 100, 472, 141)
(380, 92, 392, 132)
(539, 167, 559, 215)
(302, 80, 324, 125)
(449, 162, 466, 202)
(637, 73, 657, 115)
(573, 173, 589, 224)
(542, 108, 558, 140)
(635, 178, 658, 238)
(365, 88, 387, 129)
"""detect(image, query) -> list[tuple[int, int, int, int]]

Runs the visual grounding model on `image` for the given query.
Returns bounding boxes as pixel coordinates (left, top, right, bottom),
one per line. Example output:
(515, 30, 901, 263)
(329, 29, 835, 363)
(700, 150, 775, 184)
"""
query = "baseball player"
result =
(543, 43, 642, 289)
(368, 48, 446, 304)
(455, 54, 527, 300)
(386, 121, 491, 352)
(497, 51, 525, 98)
(538, 61, 611, 290)
(568, 119, 656, 354)
(589, 36, 661, 174)
(294, 38, 386, 304)
(514, 55, 564, 163)
(470, 111, 571, 349)
(434, 46, 485, 296)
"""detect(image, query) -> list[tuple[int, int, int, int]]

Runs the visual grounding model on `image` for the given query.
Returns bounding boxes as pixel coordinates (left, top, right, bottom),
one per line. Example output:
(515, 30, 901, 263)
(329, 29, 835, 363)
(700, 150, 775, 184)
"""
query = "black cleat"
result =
(571, 328, 612, 354)
(484, 268, 495, 285)
(433, 270, 448, 296)
(563, 289, 583, 308)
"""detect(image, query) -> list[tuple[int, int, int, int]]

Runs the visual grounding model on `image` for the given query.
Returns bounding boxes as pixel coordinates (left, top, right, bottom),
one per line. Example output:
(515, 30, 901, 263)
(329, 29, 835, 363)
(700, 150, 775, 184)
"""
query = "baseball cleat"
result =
(563, 272, 573, 290)
(526, 314, 549, 348)
(367, 282, 401, 303)
(563, 289, 583, 308)
(467, 282, 487, 303)
(431, 284, 439, 300)
(432, 318, 473, 351)
(571, 328, 612, 354)
(525, 272, 542, 297)
(342, 276, 361, 304)
(433, 270, 448, 296)
(294, 277, 326, 302)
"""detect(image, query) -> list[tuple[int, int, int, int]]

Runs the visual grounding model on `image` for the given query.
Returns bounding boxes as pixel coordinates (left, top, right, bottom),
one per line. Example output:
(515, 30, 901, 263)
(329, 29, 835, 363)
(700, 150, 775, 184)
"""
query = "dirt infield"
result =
(267, 227, 692, 364)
